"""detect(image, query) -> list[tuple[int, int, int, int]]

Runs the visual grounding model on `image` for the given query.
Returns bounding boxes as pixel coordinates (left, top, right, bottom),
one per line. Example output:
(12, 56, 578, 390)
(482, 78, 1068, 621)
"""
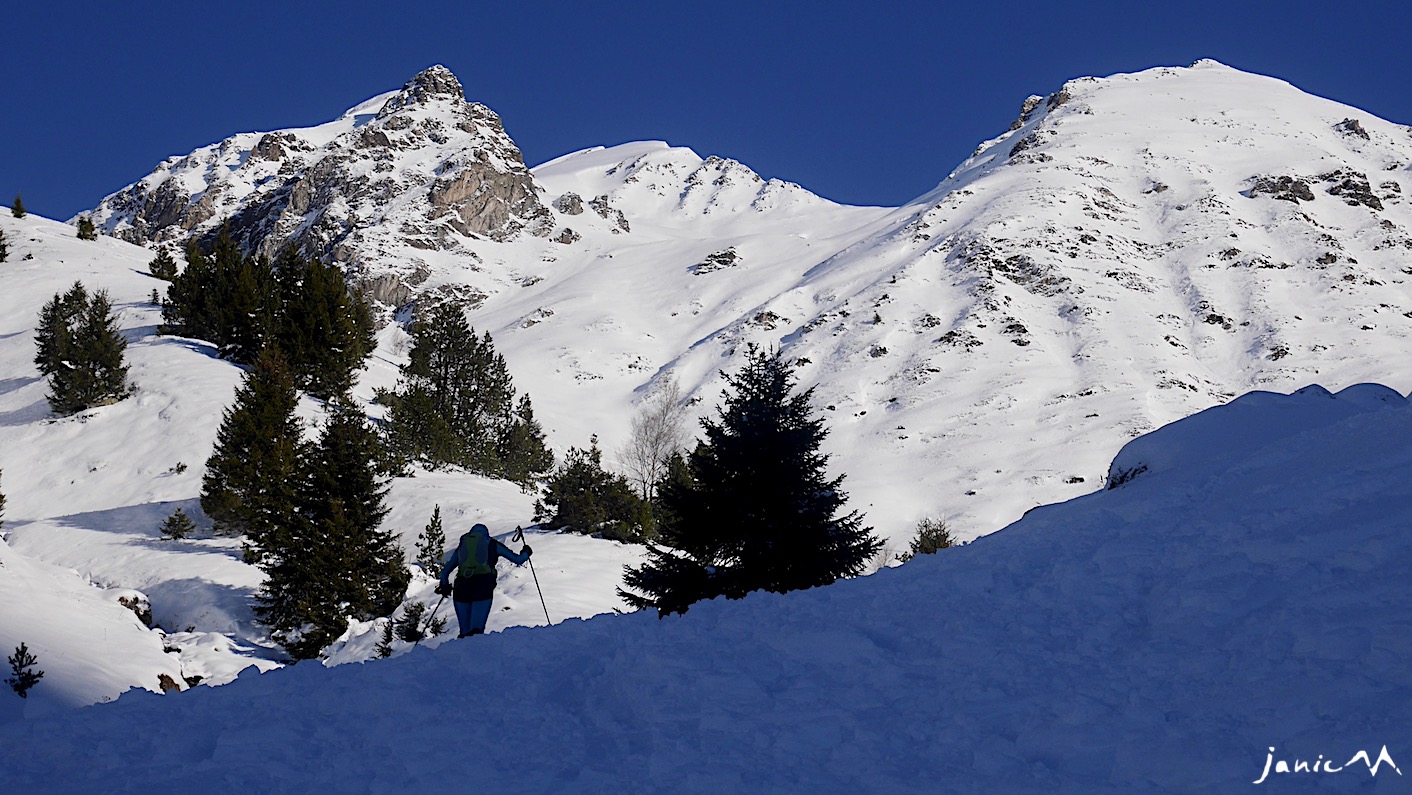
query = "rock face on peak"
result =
(89, 65, 550, 308)
(378, 64, 466, 114)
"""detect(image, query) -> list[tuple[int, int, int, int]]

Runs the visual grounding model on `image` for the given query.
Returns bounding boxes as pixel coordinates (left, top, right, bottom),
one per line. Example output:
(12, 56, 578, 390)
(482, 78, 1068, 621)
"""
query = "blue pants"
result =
(453, 599, 492, 637)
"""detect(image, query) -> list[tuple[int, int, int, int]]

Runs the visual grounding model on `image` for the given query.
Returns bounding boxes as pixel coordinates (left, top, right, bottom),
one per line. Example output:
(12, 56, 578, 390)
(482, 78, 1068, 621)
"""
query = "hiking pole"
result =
(411, 592, 448, 649)
(513, 526, 552, 626)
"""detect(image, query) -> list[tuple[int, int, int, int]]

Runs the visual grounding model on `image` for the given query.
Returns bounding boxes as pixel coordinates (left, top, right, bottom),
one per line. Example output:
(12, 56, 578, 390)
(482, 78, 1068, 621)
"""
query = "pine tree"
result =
(499, 394, 554, 489)
(160, 508, 197, 540)
(36, 284, 130, 416)
(375, 620, 395, 658)
(5, 643, 44, 698)
(201, 348, 305, 562)
(621, 345, 880, 615)
(11, 194, 25, 218)
(34, 282, 87, 378)
(385, 302, 530, 475)
(534, 435, 647, 542)
(76, 216, 97, 240)
(897, 517, 954, 563)
(159, 229, 277, 363)
(256, 402, 408, 660)
(148, 248, 178, 281)
(0, 227, 9, 263)
(272, 249, 375, 400)
(415, 504, 447, 573)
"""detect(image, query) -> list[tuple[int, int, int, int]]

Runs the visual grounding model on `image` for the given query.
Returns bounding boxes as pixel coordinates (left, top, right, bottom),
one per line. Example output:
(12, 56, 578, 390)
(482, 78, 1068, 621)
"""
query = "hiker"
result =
(436, 523, 532, 638)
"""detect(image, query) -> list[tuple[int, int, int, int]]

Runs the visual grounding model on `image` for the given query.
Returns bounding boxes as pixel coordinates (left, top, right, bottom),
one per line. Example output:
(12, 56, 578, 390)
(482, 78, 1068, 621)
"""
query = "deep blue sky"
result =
(3, 1, 1409, 220)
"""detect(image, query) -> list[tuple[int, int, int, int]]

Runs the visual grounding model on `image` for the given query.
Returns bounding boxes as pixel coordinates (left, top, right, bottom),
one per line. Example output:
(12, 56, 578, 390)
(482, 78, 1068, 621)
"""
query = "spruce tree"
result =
(76, 216, 97, 240)
(148, 248, 178, 281)
(11, 194, 25, 218)
(499, 394, 554, 489)
(34, 282, 87, 378)
(415, 504, 447, 573)
(6, 643, 43, 698)
(272, 248, 375, 400)
(201, 348, 305, 562)
(621, 345, 880, 615)
(256, 402, 408, 660)
(159, 229, 277, 363)
(897, 518, 954, 563)
(534, 436, 647, 542)
(0, 227, 9, 262)
(385, 302, 529, 475)
(36, 284, 130, 416)
(160, 508, 197, 540)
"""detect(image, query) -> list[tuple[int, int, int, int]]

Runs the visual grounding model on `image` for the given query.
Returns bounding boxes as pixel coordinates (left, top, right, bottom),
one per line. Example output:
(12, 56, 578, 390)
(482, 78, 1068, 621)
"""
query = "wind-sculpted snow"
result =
(2, 384, 1409, 791)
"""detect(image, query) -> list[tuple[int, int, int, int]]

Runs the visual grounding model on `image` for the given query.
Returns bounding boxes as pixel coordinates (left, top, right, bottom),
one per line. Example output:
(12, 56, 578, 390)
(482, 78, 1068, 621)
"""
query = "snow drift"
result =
(2, 383, 1408, 791)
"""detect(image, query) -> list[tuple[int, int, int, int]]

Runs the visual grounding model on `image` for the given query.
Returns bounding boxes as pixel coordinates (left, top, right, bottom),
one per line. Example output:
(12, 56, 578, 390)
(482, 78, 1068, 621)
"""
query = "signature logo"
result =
(1254, 745, 1402, 784)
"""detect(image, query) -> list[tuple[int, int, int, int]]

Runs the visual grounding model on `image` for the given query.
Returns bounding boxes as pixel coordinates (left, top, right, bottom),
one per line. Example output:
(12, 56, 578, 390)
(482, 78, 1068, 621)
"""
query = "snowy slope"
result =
(0, 212, 643, 706)
(83, 60, 1412, 546)
(2, 383, 1408, 791)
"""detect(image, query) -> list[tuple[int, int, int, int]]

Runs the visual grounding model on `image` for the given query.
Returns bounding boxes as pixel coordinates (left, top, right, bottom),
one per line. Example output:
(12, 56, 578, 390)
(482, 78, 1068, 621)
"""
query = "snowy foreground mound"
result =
(3, 384, 1410, 792)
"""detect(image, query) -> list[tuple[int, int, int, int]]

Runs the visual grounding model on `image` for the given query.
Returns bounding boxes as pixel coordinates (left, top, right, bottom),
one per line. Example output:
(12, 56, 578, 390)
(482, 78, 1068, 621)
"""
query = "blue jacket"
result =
(439, 531, 530, 589)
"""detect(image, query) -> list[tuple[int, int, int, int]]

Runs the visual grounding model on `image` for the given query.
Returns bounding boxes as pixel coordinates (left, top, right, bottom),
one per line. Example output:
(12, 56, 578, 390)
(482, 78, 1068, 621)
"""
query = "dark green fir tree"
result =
(0, 227, 9, 262)
(384, 302, 528, 475)
(160, 508, 197, 540)
(415, 504, 447, 573)
(534, 435, 647, 543)
(11, 194, 25, 218)
(5, 643, 43, 698)
(272, 248, 375, 400)
(621, 345, 880, 616)
(499, 394, 555, 489)
(36, 284, 131, 416)
(76, 216, 97, 240)
(200, 348, 305, 562)
(148, 248, 178, 281)
(256, 402, 408, 660)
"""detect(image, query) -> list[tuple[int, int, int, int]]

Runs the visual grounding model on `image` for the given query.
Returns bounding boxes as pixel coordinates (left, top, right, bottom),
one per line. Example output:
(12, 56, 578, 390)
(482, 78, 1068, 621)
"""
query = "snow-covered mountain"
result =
(86, 59, 1412, 539)
(4, 382, 1409, 791)
(5, 57, 1411, 713)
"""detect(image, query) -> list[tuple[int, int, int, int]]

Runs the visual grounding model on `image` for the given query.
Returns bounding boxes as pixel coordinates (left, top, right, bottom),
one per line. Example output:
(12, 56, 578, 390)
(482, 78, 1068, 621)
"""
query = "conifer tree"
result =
(385, 302, 533, 475)
(76, 216, 97, 240)
(36, 284, 130, 416)
(201, 348, 304, 562)
(148, 248, 178, 281)
(160, 229, 277, 363)
(897, 517, 954, 563)
(534, 436, 647, 542)
(34, 282, 87, 378)
(11, 194, 25, 218)
(272, 248, 375, 400)
(256, 402, 408, 660)
(415, 505, 447, 573)
(621, 345, 880, 615)
(499, 394, 555, 488)
(160, 508, 197, 540)
(0, 227, 9, 262)
(6, 643, 43, 698)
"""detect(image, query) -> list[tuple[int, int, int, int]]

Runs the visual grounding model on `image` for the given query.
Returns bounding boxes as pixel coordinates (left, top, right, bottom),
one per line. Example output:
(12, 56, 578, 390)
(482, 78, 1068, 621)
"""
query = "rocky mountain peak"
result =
(377, 64, 466, 116)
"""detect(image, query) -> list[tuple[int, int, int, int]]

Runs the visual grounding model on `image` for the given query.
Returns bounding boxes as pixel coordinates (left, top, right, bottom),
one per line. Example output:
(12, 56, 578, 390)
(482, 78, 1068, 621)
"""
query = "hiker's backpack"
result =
(457, 525, 496, 578)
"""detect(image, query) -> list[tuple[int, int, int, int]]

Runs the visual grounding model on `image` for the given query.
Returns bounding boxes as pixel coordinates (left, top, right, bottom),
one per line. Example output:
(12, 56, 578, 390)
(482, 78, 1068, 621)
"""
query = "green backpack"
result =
(457, 526, 495, 578)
